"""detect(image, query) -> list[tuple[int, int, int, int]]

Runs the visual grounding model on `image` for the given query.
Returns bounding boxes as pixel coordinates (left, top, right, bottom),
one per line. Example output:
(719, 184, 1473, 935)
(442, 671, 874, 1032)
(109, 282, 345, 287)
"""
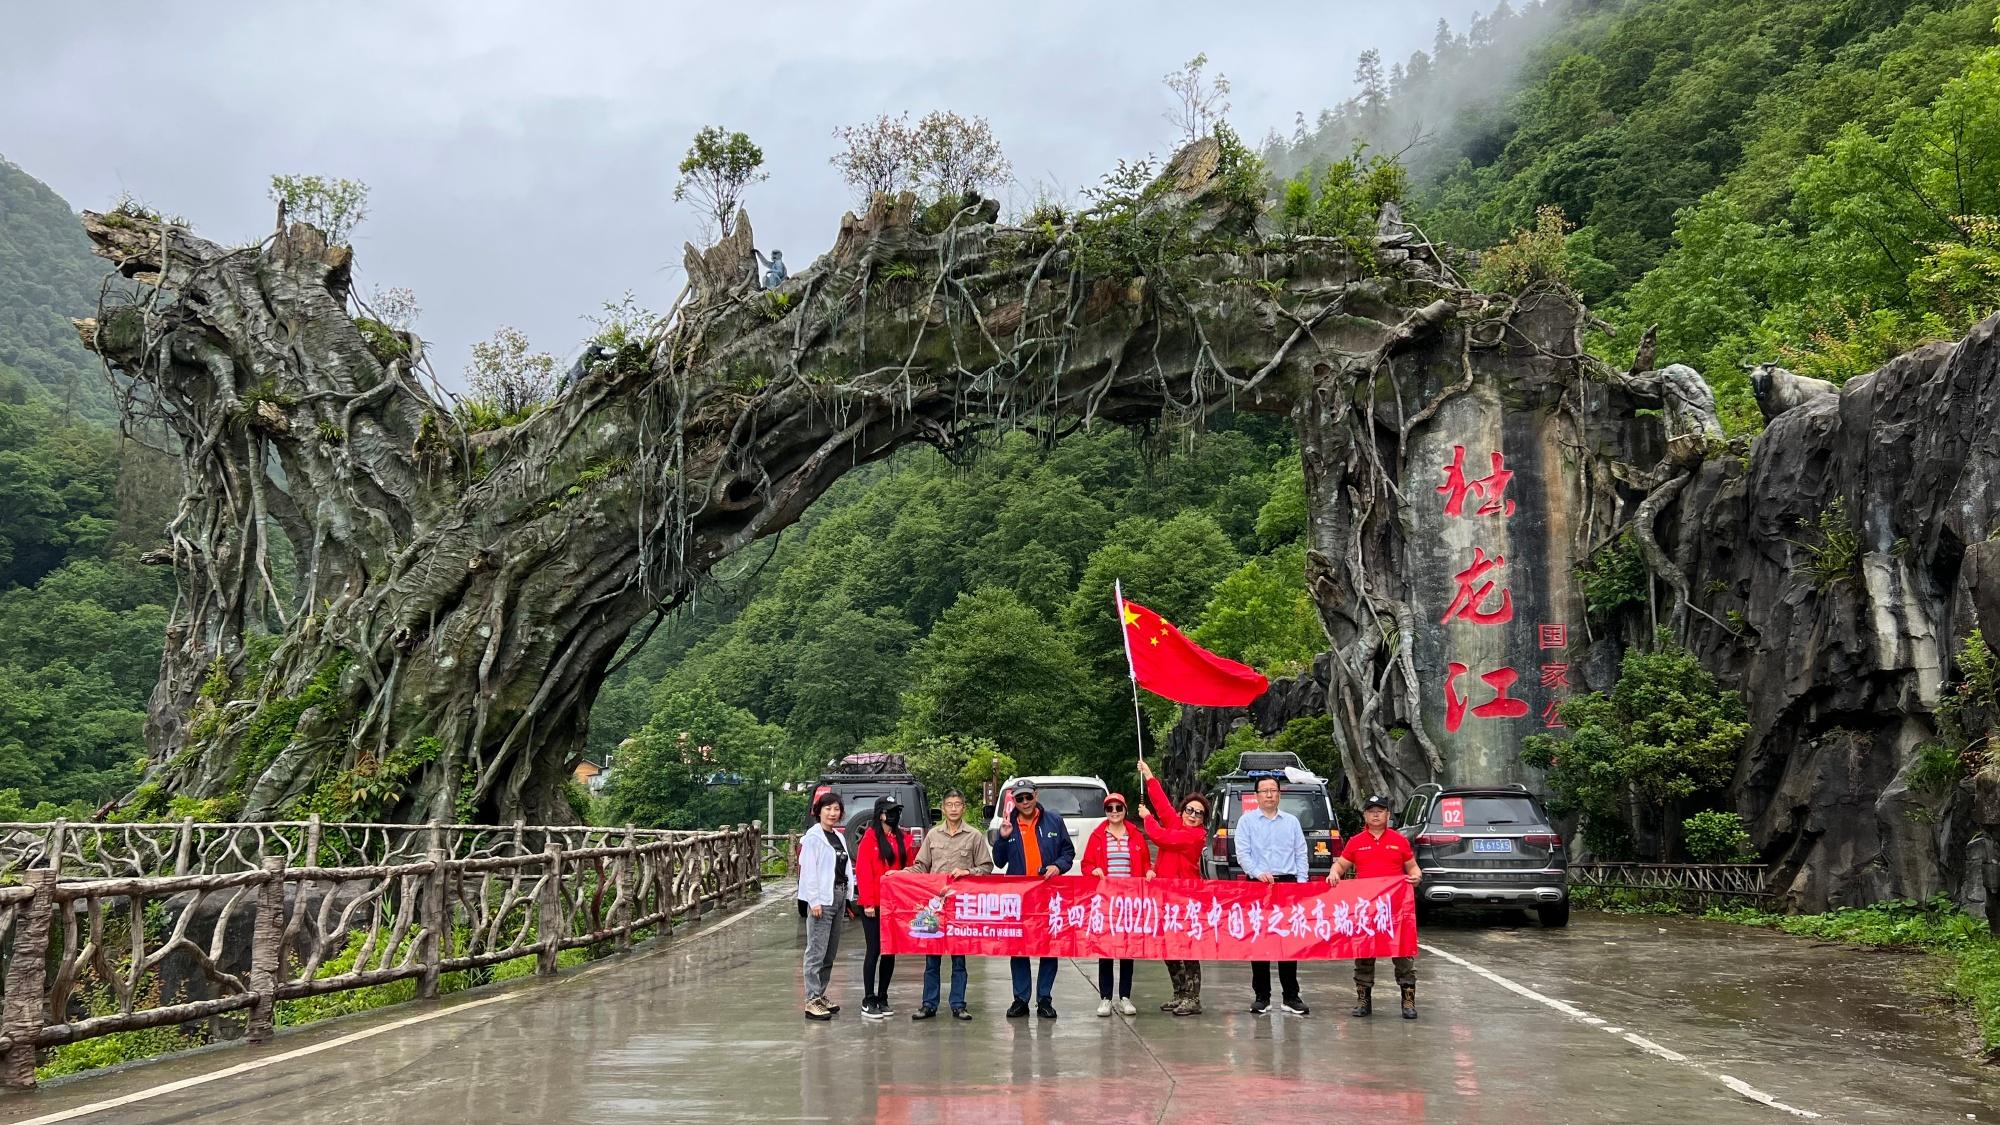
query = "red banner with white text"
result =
(879, 874, 1416, 960)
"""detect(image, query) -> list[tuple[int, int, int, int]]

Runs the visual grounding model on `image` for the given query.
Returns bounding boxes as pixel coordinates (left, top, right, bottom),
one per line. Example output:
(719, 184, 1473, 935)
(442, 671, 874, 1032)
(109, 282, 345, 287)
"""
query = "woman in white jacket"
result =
(798, 792, 853, 1020)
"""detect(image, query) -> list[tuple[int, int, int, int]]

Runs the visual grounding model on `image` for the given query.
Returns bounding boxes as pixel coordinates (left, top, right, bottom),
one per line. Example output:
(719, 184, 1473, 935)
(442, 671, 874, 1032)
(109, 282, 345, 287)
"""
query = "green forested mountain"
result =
(1282, 0, 2000, 430)
(0, 162, 171, 817)
(0, 157, 113, 421)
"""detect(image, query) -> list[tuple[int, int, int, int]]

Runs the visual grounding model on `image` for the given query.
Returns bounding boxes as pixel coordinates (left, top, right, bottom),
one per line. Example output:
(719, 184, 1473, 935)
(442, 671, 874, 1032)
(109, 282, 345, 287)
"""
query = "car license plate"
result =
(1472, 838, 1512, 853)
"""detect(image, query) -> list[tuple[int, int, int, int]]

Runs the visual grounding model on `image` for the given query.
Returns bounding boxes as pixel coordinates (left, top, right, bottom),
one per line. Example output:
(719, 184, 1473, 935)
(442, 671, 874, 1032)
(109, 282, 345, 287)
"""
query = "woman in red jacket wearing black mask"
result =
(856, 797, 917, 1019)
(1138, 758, 1211, 1015)
(1083, 790, 1151, 1017)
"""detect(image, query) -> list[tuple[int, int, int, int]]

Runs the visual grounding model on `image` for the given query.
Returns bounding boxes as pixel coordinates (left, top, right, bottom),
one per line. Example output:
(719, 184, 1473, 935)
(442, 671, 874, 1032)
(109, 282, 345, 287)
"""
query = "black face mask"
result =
(874, 801, 909, 865)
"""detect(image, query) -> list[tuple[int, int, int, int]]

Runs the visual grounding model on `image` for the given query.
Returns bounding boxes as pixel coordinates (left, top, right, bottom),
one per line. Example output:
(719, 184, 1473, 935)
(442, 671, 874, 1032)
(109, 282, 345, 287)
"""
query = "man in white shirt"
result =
(1233, 775, 1309, 1016)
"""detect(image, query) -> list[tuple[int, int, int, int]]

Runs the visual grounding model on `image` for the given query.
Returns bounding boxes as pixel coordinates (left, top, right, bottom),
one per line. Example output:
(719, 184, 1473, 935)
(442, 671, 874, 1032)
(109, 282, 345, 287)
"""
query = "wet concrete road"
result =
(4, 887, 1995, 1124)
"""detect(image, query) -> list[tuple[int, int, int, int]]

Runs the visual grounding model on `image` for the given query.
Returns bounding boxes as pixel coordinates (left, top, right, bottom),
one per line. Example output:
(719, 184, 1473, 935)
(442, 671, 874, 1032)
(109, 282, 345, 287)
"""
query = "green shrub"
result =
(1578, 533, 1648, 621)
(353, 316, 409, 364)
(232, 653, 351, 789)
(1913, 630, 1998, 795)
(1473, 205, 1575, 292)
(1276, 142, 1404, 258)
(1209, 123, 1268, 216)
(38, 1021, 197, 1080)
(1523, 631, 1748, 860)
(1797, 497, 1859, 590)
(1680, 809, 1755, 863)
(1270, 715, 1340, 781)
(1910, 740, 1966, 794)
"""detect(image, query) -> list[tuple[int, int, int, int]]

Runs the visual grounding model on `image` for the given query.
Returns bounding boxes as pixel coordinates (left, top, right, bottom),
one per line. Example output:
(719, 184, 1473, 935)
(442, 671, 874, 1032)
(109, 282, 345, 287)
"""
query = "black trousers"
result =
(1251, 959, 1301, 1003)
(1098, 958, 1134, 998)
(1248, 873, 1300, 1002)
(860, 912, 896, 1001)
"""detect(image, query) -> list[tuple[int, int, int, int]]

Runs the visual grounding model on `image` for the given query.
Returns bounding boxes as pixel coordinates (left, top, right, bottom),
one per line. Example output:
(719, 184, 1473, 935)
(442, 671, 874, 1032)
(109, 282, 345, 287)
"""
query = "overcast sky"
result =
(3, 1, 1493, 384)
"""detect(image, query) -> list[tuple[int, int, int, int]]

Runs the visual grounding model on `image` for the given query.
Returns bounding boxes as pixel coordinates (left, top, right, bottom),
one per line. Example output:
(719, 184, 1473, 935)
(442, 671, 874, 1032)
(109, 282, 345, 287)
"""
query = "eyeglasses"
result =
(1014, 794, 1036, 803)
(1104, 804, 1126, 812)
(1181, 806, 1206, 819)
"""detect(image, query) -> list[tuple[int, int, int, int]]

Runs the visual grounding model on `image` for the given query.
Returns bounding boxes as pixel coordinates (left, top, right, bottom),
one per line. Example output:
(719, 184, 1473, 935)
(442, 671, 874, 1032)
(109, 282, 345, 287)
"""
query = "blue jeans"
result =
(1011, 956, 1058, 1001)
(923, 954, 968, 1010)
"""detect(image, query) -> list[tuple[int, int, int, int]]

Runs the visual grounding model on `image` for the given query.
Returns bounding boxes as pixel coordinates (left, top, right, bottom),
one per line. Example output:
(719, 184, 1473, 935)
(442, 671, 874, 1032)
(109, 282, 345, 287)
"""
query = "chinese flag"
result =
(1117, 584, 1269, 707)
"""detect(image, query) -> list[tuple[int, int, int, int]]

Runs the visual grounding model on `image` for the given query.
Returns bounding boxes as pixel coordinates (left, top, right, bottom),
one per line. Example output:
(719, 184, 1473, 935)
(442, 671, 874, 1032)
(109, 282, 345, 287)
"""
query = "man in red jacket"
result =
(1137, 758, 1210, 1014)
(1331, 794, 1423, 1019)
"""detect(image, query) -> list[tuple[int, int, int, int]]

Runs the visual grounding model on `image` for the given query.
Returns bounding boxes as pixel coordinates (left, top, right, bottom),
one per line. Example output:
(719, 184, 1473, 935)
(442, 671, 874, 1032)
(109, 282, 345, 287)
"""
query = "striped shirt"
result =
(1106, 832, 1133, 878)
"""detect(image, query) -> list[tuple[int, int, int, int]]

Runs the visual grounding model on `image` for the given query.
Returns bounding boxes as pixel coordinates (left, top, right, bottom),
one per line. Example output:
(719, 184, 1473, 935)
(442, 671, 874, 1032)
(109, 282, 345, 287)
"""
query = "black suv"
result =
(797, 755, 930, 916)
(1399, 783, 1569, 927)
(1207, 752, 1343, 880)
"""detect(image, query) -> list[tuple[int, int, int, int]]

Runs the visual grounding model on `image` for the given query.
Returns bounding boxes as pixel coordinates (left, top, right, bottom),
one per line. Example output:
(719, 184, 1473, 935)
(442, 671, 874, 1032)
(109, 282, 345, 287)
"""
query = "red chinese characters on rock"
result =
(1432, 442, 1574, 735)
(1443, 663, 1531, 733)
(1539, 631, 1572, 727)
(1441, 547, 1514, 626)
(1437, 446, 1517, 519)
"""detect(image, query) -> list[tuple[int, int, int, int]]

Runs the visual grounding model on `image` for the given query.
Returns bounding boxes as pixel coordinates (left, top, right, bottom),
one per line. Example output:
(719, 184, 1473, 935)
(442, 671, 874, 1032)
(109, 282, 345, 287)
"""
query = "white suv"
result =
(987, 775, 1110, 858)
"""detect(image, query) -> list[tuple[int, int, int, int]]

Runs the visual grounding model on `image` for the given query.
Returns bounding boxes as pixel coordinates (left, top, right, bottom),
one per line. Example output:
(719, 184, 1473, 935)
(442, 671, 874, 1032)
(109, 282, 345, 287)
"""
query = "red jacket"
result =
(855, 827, 918, 908)
(1139, 775, 1206, 880)
(1083, 820, 1151, 879)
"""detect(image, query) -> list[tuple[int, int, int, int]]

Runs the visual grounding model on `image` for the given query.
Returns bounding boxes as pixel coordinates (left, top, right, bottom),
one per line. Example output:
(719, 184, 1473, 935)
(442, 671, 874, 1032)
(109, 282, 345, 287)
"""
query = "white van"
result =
(986, 775, 1110, 860)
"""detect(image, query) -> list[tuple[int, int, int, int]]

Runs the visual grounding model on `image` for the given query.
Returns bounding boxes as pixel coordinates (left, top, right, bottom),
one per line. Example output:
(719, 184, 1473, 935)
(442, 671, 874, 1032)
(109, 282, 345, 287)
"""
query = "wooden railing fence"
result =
(759, 833, 798, 877)
(0, 817, 724, 882)
(1567, 862, 1770, 906)
(0, 820, 763, 1090)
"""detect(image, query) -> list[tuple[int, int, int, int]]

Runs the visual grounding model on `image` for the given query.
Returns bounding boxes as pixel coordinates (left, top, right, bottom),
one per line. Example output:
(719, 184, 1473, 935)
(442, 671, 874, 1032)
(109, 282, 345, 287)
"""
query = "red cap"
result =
(1103, 792, 1127, 807)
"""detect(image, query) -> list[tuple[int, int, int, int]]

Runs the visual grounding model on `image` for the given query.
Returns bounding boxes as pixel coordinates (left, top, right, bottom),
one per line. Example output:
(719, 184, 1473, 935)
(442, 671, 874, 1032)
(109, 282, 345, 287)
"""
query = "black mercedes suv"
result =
(1399, 783, 1569, 927)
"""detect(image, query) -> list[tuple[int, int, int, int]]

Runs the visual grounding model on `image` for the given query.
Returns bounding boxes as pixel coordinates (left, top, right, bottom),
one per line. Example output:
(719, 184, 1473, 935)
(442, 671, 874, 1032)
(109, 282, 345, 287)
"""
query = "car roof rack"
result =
(1236, 751, 1304, 773)
(1220, 771, 1325, 784)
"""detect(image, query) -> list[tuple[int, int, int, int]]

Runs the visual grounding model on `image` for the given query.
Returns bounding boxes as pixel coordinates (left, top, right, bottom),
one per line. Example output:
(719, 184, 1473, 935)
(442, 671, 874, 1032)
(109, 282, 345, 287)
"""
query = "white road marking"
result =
(12, 892, 786, 1125)
(1420, 941, 1822, 1120)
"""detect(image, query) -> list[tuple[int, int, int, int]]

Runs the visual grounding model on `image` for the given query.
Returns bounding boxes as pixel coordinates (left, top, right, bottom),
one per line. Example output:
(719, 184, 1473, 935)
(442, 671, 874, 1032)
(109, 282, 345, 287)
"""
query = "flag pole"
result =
(1114, 580, 1147, 762)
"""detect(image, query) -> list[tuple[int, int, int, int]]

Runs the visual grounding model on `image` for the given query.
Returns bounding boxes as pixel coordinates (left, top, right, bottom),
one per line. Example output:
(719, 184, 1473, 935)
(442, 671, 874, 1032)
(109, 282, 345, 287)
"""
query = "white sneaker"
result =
(1117, 997, 1137, 1016)
(1096, 999, 1113, 1017)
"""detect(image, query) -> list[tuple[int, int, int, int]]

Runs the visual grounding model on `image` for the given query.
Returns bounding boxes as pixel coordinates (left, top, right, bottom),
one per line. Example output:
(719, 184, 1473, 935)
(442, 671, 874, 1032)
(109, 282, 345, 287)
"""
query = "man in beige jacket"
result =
(909, 790, 994, 1021)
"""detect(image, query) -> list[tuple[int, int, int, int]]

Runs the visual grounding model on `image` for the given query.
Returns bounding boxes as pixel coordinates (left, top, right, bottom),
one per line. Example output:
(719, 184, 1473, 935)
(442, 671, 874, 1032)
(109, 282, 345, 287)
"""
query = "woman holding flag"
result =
(1137, 758, 1210, 1015)
(1114, 581, 1267, 1018)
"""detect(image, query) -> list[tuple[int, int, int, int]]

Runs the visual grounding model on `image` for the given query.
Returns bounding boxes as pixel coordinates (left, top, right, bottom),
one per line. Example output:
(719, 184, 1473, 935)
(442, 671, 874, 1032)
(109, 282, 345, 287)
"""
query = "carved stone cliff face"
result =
(1674, 315, 2000, 918)
(1176, 303, 2000, 919)
(1173, 290, 1665, 796)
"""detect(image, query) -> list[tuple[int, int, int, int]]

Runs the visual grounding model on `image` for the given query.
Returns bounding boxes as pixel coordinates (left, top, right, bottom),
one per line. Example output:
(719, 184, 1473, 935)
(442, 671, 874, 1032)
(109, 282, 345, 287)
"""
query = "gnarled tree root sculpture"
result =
(77, 140, 1598, 823)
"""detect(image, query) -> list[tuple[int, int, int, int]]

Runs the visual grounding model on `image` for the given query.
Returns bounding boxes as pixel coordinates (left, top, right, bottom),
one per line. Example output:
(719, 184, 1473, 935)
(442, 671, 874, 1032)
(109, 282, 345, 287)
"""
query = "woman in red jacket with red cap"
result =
(856, 797, 917, 1020)
(1083, 790, 1151, 1017)
(1137, 758, 1211, 1015)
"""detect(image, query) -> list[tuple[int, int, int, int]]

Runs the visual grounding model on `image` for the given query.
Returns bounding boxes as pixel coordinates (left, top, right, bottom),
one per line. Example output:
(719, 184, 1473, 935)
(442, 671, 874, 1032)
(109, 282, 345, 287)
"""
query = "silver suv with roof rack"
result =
(1398, 782, 1569, 927)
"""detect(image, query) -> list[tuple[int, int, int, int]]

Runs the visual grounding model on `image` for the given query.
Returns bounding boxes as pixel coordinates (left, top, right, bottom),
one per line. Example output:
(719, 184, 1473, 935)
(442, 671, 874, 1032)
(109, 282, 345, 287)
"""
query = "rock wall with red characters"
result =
(1172, 308, 2000, 921)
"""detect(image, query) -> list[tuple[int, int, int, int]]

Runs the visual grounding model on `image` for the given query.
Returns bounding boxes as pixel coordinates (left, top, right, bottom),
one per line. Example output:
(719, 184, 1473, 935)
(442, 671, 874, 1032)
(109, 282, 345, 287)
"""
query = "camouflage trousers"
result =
(1166, 959, 1202, 999)
(1353, 956, 1417, 988)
